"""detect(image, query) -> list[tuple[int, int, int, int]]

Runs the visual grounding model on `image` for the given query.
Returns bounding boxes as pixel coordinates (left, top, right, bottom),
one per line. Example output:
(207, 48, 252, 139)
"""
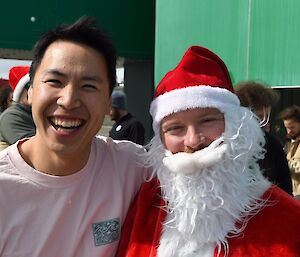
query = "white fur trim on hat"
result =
(150, 85, 240, 132)
(12, 74, 30, 102)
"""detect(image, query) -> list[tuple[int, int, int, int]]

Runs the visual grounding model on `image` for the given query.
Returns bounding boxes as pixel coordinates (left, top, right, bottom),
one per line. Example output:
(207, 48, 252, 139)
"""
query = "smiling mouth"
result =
(50, 117, 84, 131)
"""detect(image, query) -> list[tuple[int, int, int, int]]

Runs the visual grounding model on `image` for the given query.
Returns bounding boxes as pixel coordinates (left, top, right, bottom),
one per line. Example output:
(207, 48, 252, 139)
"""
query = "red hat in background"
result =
(9, 66, 30, 102)
(150, 46, 240, 132)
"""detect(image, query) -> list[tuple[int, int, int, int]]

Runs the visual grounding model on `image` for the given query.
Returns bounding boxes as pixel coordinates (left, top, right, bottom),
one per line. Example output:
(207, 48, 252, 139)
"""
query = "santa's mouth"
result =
(49, 117, 84, 131)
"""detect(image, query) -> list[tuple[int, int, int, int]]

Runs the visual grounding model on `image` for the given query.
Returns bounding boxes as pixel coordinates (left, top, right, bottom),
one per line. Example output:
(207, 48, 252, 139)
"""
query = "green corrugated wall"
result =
(0, 0, 155, 59)
(155, 0, 300, 88)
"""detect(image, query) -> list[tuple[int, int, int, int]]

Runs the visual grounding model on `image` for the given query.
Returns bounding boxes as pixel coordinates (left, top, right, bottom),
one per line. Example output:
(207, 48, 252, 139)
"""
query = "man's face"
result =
(283, 119, 300, 140)
(28, 40, 110, 156)
(160, 108, 225, 154)
(109, 107, 120, 121)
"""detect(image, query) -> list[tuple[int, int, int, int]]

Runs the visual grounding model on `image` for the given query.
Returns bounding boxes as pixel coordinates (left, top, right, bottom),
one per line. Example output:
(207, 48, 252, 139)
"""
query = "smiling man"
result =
(117, 46, 300, 257)
(0, 17, 149, 257)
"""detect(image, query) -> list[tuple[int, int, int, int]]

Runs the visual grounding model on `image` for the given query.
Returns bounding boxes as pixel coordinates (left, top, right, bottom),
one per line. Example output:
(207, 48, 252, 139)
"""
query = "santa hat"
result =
(9, 66, 30, 102)
(150, 46, 240, 132)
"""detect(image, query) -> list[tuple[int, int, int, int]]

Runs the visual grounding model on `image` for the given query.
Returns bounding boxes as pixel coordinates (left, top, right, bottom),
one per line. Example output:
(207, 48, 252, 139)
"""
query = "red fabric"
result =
(117, 179, 300, 257)
(0, 78, 9, 89)
(154, 46, 233, 98)
(117, 178, 166, 257)
(9, 66, 30, 90)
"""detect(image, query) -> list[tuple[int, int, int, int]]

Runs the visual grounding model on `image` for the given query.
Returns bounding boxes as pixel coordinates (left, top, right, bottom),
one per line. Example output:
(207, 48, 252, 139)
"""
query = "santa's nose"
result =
(184, 128, 206, 152)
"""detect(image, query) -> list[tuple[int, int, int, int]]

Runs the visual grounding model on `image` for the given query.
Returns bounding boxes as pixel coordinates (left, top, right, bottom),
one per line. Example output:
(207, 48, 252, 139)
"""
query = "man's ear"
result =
(106, 97, 112, 115)
(27, 85, 33, 105)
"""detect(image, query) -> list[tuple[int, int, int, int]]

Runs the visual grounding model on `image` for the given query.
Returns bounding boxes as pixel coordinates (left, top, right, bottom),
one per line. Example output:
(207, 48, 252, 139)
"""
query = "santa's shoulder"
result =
(255, 185, 300, 227)
(228, 185, 300, 256)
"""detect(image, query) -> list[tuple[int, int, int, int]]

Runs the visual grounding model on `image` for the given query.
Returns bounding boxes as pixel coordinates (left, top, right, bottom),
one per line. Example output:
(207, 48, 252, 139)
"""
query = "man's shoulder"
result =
(295, 141, 300, 155)
(0, 144, 18, 176)
(125, 114, 143, 125)
(228, 186, 300, 254)
(0, 104, 26, 121)
(95, 136, 145, 154)
(94, 136, 151, 181)
(0, 146, 9, 159)
(246, 186, 300, 234)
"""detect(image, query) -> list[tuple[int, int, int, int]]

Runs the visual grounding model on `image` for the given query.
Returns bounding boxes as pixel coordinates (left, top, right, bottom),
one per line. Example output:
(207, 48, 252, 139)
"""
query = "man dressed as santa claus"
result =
(117, 46, 300, 257)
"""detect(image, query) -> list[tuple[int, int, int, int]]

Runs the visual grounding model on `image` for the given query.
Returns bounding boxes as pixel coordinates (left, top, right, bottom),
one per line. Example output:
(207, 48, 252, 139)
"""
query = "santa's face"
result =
(160, 108, 225, 154)
(146, 107, 269, 256)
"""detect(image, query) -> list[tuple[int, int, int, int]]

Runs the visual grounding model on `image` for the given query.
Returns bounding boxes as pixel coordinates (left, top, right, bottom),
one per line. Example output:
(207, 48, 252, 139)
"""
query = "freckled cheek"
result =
(162, 135, 182, 153)
(209, 122, 225, 141)
(203, 121, 225, 143)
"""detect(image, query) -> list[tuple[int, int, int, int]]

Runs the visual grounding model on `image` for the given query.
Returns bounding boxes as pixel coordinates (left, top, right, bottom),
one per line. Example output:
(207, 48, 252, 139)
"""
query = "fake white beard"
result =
(144, 107, 271, 257)
(163, 136, 227, 174)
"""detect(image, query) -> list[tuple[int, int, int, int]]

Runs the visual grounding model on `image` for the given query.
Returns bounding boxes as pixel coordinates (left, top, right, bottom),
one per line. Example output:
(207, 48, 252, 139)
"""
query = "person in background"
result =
(279, 105, 300, 197)
(0, 85, 13, 114)
(235, 81, 292, 195)
(109, 89, 145, 145)
(117, 46, 300, 257)
(0, 17, 150, 257)
(0, 66, 36, 151)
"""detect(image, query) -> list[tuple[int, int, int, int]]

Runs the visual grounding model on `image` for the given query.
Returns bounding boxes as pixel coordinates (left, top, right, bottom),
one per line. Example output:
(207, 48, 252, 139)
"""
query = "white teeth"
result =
(51, 118, 82, 128)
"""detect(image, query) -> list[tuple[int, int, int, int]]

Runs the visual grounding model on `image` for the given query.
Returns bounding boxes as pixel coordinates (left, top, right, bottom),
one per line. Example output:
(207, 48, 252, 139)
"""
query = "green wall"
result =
(0, 0, 155, 59)
(155, 0, 300, 87)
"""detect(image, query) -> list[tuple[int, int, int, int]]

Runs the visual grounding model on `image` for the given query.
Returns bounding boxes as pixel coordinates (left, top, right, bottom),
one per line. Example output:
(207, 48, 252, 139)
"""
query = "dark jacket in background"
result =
(259, 131, 293, 195)
(109, 113, 145, 145)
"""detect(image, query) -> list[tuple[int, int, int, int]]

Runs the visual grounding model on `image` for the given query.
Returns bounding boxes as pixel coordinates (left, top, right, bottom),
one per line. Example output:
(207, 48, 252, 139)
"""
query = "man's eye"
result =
(201, 115, 223, 124)
(82, 84, 97, 91)
(43, 79, 61, 86)
(204, 118, 217, 123)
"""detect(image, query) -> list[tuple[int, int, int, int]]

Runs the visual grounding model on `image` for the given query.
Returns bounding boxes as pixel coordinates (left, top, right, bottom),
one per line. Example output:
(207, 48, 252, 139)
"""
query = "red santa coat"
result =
(117, 178, 300, 257)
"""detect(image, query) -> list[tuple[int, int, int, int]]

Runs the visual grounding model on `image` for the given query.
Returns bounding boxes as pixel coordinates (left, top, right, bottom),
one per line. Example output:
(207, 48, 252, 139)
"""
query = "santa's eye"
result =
(199, 115, 224, 126)
(163, 125, 184, 135)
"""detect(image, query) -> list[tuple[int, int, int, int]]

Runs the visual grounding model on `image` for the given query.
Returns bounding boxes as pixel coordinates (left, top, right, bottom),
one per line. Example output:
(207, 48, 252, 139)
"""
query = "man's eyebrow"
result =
(81, 74, 103, 83)
(200, 113, 223, 117)
(42, 69, 65, 77)
(42, 69, 104, 83)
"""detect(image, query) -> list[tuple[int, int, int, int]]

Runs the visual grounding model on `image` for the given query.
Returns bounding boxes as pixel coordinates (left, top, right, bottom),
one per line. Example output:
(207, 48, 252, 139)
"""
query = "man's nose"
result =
(286, 129, 292, 136)
(57, 85, 81, 109)
(184, 127, 205, 152)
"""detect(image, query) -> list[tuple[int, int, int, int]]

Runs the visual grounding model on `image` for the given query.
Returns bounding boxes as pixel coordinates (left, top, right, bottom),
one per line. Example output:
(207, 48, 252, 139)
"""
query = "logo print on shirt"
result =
(116, 125, 122, 131)
(92, 218, 120, 246)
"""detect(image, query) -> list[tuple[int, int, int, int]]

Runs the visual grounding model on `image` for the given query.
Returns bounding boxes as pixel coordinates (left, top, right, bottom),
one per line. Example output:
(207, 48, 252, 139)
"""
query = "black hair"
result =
(279, 105, 300, 122)
(235, 80, 279, 109)
(30, 16, 116, 94)
(0, 85, 12, 111)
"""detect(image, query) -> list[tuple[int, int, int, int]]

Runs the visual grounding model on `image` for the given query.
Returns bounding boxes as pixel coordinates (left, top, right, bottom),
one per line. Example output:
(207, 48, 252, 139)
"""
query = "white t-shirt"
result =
(0, 136, 149, 257)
